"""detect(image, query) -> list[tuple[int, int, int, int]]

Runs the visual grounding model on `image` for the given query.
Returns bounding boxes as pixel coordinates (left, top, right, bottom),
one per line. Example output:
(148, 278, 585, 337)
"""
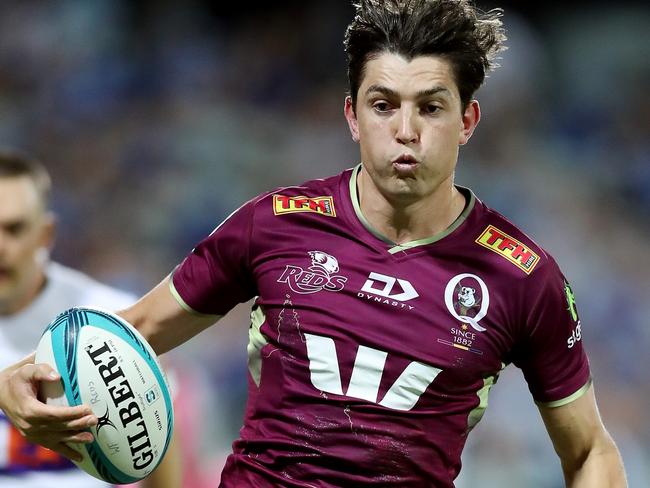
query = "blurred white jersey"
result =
(0, 262, 136, 488)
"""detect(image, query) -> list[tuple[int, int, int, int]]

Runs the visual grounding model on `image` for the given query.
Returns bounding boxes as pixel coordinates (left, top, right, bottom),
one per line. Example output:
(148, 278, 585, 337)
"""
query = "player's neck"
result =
(357, 172, 466, 245)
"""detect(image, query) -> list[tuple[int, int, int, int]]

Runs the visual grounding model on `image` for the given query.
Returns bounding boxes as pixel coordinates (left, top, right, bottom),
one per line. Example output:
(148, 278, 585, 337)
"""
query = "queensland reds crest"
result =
(444, 273, 490, 332)
(277, 251, 348, 294)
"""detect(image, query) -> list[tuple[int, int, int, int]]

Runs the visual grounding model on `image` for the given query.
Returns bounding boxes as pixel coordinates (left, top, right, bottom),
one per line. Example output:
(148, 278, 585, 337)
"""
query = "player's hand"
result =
(0, 354, 98, 462)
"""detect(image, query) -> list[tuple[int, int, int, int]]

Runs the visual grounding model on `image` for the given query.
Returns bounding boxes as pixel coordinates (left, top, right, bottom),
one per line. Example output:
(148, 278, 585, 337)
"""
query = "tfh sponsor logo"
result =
(273, 195, 336, 217)
(277, 251, 347, 294)
(358, 272, 419, 310)
(475, 225, 540, 274)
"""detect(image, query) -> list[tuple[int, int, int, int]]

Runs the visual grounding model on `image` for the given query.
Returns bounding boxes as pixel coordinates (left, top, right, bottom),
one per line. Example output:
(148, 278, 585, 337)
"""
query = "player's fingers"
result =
(57, 414, 98, 431)
(30, 414, 97, 433)
(20, 400, 95, 432)
(25, 427, 94, 445)
(58, 430, 95, 444)
(27, 401, 94, 423)
(21, 362, 60, 383)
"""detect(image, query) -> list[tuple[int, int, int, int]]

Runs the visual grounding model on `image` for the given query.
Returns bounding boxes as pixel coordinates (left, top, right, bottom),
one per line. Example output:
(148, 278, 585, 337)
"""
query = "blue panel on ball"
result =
(84, 442, 139, 485)
(48, 310, 83, 408)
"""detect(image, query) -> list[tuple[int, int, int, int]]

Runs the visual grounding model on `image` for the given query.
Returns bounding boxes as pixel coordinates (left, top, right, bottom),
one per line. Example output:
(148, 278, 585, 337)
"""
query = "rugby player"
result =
(0, 1, 626, 486)
(0, 152, 181, 487)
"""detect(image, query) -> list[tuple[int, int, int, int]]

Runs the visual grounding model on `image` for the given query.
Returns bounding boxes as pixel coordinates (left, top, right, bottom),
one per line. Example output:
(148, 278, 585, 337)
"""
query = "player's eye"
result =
(3, 221, 27, 236)
(422, 104, 441, 115)
(372, 101, 392, 113)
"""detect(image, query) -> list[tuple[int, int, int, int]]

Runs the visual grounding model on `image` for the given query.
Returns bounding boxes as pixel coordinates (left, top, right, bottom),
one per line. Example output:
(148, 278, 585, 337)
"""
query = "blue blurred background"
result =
(0, 1, 648, 486)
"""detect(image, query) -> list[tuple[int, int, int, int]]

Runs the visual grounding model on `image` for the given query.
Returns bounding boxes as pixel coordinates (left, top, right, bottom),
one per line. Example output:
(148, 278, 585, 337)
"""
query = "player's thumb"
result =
(30, 363, 60, 383)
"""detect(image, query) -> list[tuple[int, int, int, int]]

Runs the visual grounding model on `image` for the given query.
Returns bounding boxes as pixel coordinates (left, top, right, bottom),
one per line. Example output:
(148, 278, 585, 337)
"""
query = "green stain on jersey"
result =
(564, 281, 578, 322)
(467, 365, 503, 430)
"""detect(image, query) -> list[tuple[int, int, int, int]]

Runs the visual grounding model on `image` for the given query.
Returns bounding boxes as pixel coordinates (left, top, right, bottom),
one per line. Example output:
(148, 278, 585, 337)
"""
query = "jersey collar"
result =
(348, 163, 476, 254)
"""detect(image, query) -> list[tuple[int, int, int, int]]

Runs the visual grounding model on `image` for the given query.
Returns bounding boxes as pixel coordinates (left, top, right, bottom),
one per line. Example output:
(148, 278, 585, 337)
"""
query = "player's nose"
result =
(394, 107, 419, 144)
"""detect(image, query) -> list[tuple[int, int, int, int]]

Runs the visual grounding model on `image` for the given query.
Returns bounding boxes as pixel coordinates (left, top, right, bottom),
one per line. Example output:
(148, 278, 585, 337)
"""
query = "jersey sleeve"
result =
(171, 200, 257, 316)
(511, 259, 591, 407)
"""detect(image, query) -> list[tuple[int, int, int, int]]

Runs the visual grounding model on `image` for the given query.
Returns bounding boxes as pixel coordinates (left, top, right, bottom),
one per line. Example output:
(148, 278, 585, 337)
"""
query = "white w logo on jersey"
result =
(304, 334, 441, 411)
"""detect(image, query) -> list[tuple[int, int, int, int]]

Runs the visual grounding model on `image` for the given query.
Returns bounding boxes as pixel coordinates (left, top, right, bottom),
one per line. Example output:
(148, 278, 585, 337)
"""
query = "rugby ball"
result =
(34, 307, 173, 484)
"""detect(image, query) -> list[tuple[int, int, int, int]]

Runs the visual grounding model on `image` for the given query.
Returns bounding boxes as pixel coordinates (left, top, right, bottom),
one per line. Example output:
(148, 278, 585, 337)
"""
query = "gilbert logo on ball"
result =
(35, 307, 174, 484)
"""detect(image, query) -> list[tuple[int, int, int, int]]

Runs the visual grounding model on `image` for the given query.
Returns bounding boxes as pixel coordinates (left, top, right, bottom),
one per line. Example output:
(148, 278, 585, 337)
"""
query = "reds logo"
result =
(277, 251, 347, 294)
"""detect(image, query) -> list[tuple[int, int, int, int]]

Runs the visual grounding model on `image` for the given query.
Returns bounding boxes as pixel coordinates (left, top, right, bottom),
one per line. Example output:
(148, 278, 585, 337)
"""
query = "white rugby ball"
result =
(35, 307, 173, 484)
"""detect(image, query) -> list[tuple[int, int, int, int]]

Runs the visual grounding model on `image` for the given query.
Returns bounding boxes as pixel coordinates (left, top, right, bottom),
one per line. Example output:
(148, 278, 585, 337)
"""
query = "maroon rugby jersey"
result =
(171, 165, 591, 487)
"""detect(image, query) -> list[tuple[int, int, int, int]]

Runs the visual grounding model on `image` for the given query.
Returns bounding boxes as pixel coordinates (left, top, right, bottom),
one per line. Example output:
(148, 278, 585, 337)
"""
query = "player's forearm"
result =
(141, 431, 182, 488)
(117, 277, 218, 355)
(562, 440, 626, 488)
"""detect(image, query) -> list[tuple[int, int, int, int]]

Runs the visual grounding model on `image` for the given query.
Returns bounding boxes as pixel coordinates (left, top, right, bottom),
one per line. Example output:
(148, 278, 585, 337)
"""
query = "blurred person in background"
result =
(0, 1, 630, 487)
(0, 150, 181, 488)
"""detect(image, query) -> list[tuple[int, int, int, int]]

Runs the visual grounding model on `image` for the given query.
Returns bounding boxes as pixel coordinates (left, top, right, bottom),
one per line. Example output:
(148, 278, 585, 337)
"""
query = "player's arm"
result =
(118, 276, 217, 487)
(117, 275, 220, 355)
(0, 198, 245, 460)
(140, 353, 184, 488)
(539, 384, 626, 487)
(141, 429, 182, 488)
(0, 276, 218, 461)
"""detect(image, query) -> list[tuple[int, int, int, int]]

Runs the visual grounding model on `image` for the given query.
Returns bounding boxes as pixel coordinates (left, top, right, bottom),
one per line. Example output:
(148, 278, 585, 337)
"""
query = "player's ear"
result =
(344, 96, 360, 143)
(459, 99, 480, 146)
(40, 211, 56, 251)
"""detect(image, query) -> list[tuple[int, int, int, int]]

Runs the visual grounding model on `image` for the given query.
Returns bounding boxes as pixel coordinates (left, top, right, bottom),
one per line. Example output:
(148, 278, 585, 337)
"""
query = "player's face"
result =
(0, 176, 53, 315)
(344, 52, 480, 204)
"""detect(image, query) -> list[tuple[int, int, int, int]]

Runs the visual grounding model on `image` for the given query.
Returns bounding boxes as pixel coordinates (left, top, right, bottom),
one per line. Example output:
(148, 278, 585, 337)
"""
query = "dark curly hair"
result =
(344, 0, 507, 111)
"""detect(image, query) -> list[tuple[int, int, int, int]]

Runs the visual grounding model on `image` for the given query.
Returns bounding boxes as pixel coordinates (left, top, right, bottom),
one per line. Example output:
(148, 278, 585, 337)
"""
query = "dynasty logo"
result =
(273, 195, 336, 217)
(277, 251, 347, 294)
(358, 272, 418, 310)
(475, 225, 540, 274)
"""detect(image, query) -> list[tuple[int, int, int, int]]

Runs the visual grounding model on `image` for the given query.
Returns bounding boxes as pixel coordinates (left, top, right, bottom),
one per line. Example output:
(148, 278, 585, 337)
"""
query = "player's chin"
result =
(386, 180, 423, 202)
(0, 281, 15, 299)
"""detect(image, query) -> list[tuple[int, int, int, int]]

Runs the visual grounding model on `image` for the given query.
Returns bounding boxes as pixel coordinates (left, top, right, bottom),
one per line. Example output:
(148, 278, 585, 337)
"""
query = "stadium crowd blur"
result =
(0, 1, 648, 486)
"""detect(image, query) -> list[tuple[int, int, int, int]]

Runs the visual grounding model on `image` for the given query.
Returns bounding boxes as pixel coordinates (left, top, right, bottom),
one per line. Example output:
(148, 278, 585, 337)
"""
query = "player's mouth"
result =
(0, 266, 13, 282)
(392, 155, 419, 176)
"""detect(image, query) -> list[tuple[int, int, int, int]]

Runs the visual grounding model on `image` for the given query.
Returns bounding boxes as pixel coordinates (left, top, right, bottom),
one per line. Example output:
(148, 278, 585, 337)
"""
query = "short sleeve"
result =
(511, 259, 591, 407)
(171, 200, 257, 316)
